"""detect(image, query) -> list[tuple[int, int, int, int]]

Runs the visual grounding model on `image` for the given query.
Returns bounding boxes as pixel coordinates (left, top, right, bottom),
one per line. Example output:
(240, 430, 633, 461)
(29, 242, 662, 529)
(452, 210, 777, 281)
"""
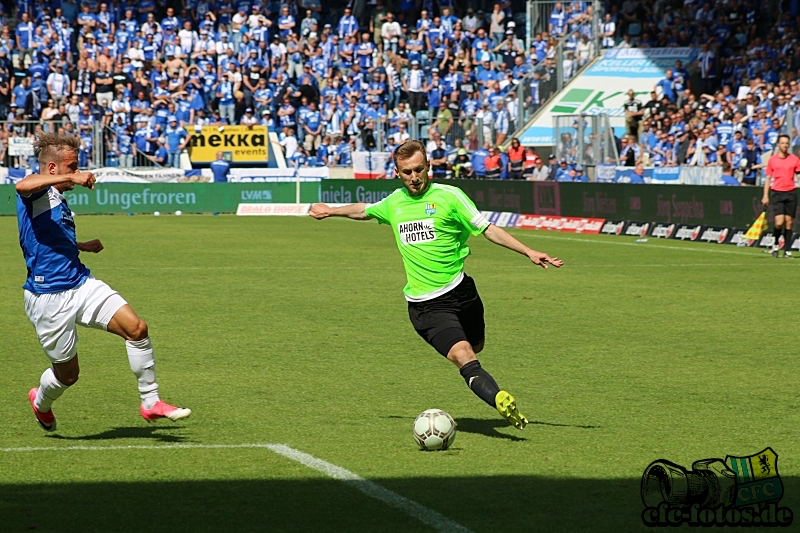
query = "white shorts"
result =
(23, 277, 128, 364)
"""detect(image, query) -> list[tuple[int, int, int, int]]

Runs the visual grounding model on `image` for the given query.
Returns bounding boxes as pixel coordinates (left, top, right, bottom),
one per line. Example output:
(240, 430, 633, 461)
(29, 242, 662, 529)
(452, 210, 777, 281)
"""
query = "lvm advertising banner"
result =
(519, 48, 696, 146)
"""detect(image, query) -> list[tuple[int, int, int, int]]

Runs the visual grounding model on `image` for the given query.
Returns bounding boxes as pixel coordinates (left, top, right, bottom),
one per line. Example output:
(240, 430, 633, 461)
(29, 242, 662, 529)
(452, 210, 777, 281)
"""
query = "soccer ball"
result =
(413, 409, 457, 451)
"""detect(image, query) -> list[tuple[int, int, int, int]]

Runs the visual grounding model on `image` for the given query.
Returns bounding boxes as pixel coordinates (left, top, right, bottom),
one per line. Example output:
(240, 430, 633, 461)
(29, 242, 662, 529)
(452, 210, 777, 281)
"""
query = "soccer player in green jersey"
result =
(309, 140, 563, 429)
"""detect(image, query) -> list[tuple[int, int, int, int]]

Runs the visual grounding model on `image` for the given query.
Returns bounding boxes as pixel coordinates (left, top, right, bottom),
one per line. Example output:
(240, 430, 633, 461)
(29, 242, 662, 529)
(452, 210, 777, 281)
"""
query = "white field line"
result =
(508, 231, 765, 256)
(0, 443, 274, 453)
(267, 444, 474, 533)
(95, 261, 794, 272)
(0, 442, 474, 533)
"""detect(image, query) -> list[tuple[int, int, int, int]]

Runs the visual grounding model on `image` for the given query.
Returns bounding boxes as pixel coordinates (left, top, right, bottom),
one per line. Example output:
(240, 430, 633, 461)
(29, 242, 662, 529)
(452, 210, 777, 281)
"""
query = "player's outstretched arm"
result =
(15, 172, 95, 196)
(77, 240, 104, 253)
(483, 224, 563, 269)
(309, 202, 371, 220)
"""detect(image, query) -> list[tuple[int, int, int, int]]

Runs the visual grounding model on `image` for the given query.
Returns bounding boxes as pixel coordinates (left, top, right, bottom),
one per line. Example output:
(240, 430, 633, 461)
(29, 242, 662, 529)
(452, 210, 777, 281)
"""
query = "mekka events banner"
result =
(519, 48, 696, 146)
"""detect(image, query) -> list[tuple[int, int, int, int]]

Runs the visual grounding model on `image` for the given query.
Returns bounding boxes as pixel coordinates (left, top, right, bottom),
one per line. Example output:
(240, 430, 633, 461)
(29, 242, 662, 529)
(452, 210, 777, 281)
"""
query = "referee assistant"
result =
(763, 134, 799, 258)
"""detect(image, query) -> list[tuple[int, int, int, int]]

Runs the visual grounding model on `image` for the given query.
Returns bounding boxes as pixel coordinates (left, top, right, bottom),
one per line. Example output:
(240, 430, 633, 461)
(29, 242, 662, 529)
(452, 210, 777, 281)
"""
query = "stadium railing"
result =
(511, 8, 603, 144)
(0, 119, 101, 169)
(0, 118, 188, 171)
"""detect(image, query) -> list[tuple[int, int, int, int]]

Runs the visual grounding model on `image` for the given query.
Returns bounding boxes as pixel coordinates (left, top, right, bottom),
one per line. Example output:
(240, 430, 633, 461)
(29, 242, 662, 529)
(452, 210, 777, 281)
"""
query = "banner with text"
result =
(189, 125, 270, 163)
(595, 166, 719, 185)
(0, 180, 773, 225)
(0, 182, 320, 215)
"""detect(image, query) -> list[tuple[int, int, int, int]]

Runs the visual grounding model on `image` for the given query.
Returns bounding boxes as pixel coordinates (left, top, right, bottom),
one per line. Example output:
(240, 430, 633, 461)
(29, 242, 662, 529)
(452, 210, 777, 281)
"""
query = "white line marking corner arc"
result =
(0, 442, 474, 533)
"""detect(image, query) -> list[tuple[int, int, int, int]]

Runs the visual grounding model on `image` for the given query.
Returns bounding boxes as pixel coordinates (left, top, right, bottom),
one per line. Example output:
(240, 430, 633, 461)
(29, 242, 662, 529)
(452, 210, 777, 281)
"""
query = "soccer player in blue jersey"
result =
(16, 133, 191, 432)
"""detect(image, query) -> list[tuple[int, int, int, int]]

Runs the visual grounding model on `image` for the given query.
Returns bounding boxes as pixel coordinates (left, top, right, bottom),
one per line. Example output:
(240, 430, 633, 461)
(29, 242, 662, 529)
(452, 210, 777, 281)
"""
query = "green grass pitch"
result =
(0, 214, 798, 532)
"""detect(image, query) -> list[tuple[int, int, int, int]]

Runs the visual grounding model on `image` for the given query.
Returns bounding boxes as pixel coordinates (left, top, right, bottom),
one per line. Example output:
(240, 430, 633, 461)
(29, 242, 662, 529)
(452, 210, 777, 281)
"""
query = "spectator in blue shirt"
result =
(337, 7, 359, 39)
(165, 117, 189, 168)
(471, 143, 489, 178)
(655, 70, 676, 103)
(278, 5, 295, 37)
(151, 136, 169, 166)
(628, 164, 646, 184)
(12, 76, 32, 112)
(210, 151, 231, 182)
(16, 12, 35, 67)
(719, 162, 740, 186)
(334, 136, 352, 166)
(549, 2, 567, 36)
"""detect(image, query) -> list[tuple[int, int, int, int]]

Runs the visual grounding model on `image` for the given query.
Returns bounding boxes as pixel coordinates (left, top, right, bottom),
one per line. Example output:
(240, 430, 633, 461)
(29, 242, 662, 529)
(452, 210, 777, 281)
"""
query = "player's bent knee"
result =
(130, 320, 148, 341)
(53, 362, 79, 386)
(447, 341, 477, 367)
(59, 373, 79, 386)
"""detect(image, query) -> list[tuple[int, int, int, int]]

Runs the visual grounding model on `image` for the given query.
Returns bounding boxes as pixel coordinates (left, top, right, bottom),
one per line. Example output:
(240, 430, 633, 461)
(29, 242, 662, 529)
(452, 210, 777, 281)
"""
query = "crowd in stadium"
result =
(0, 0, 792, 180)
(608, 1, 790, 185)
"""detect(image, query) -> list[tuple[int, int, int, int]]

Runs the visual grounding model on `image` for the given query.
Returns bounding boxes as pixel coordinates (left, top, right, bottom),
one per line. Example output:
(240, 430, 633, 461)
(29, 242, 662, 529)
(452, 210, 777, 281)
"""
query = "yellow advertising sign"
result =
(189, 125, 269, 163)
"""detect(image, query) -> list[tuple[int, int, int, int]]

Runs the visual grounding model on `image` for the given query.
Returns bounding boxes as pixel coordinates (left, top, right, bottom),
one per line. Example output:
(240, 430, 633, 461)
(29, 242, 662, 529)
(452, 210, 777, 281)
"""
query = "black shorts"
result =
(770, 190, 798, 217)
(407, 274, 485, 357)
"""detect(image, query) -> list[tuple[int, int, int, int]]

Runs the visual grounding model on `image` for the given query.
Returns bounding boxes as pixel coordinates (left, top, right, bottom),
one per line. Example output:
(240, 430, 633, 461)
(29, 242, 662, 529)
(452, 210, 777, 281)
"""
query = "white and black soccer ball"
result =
(413, 409, 457, 451)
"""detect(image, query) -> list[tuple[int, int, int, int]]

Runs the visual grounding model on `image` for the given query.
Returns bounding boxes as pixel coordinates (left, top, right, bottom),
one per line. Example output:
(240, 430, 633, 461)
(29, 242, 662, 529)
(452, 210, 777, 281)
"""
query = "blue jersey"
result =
(210, 159, 230, 182)
(716, 122, 733, 147)
(117, 131, 133, 154)
(17, 187, 90, 294)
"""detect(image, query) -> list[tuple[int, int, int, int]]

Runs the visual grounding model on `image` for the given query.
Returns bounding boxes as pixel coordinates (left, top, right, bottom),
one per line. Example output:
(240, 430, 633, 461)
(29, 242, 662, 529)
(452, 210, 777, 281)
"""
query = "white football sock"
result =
(36, 368, 68, 413)
(126, 337, 160, 409)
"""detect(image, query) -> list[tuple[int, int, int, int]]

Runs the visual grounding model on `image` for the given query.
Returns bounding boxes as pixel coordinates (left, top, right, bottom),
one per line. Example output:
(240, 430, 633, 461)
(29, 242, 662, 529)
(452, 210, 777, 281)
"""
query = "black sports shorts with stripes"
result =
(407, 274, 485, 357)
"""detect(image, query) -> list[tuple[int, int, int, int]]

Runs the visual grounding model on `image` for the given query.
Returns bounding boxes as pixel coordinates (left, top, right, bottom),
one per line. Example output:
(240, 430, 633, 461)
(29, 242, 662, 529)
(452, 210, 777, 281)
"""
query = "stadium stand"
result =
(0, 0, 792, 185)
(603, 0, 788, 185)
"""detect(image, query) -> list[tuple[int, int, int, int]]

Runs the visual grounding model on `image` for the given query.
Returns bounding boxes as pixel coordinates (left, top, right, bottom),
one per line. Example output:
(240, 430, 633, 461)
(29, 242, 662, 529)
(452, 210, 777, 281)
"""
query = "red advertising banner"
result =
(515, 215, 605, 234)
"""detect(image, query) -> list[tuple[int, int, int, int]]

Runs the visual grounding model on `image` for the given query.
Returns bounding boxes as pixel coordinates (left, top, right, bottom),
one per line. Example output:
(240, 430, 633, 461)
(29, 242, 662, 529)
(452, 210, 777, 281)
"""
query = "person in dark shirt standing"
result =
(430, 138, 448, 179)
(623, 89, 643, 138)
(94, 63, 114, 108)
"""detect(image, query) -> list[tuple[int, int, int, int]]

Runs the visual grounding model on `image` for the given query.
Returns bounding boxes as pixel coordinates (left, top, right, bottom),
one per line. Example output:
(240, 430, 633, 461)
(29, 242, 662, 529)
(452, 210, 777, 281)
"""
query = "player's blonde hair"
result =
(34, 132, 81, 166)
(393, 140, 428, 166)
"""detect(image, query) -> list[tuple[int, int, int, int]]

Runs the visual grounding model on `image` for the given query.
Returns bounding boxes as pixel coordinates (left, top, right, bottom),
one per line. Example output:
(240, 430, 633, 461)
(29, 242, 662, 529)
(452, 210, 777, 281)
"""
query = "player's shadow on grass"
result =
(454, 418, 600, 441)
(388, 415, 599, 442)
(45, 426, 188, 443)
(453, 418, 528, 441)
(528, 420, 602, 429)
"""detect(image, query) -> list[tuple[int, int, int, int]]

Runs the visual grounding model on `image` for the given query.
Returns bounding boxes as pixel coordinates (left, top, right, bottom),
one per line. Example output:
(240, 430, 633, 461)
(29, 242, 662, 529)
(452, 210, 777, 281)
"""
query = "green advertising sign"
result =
(0, 180, 765, 228)
(0, 182, 320, 215)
